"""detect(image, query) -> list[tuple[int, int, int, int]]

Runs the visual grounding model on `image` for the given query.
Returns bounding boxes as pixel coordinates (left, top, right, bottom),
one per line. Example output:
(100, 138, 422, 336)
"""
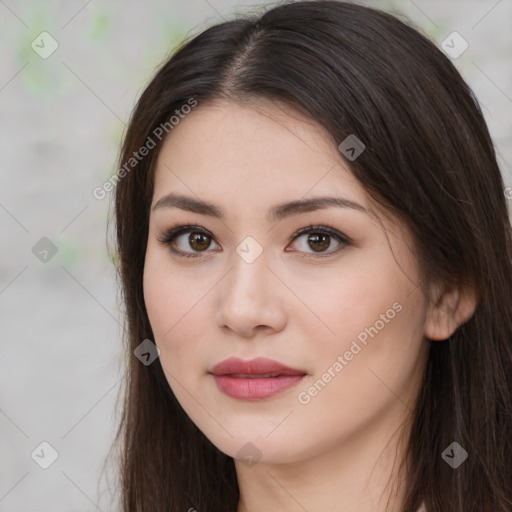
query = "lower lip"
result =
(212, 374, 305, 400)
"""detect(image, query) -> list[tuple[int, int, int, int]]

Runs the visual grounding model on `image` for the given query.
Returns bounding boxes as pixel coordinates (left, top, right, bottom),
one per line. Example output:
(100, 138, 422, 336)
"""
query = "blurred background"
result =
(1, 0, 511, 510)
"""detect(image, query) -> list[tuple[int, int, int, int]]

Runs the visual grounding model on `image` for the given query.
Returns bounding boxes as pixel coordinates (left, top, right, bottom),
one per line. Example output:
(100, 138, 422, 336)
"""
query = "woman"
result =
(109, 1, 512, 511)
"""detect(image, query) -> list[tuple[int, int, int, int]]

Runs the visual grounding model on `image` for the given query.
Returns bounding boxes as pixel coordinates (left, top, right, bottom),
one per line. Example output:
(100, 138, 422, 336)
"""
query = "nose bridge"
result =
(215, 239, 283, 335)
(227, 241, 270, 306)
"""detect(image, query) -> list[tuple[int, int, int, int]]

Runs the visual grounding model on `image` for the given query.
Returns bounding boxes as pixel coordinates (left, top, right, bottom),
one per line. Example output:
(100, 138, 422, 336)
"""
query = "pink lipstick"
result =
(210, 357, 306, 400)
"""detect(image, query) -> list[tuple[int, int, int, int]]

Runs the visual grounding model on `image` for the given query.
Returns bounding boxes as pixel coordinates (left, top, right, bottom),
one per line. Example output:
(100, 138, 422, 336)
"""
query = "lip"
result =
(210, 357, 307, 401)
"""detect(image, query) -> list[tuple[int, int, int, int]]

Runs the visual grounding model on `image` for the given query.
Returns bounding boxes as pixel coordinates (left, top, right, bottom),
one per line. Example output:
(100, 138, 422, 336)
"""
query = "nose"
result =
(214, 248, 287, 338)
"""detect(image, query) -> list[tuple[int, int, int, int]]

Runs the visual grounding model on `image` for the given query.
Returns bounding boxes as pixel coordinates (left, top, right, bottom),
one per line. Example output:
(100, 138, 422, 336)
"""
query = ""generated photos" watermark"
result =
(93, 97, 198, 200)
(297, 301, 403, 405)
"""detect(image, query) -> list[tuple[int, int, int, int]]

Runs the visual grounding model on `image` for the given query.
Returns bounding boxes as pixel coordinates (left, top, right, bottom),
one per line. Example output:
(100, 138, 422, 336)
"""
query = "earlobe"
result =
(424, 283, 477, 341)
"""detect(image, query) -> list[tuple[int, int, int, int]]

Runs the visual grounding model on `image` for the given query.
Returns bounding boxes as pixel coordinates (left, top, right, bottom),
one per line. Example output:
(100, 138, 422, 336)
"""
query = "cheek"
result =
(293, 261, 404, 356)
(142, 253, 207, 366)
(302, 254, 426, 389)
(294, 292, 425, 435)
(324, 288, 425, 409)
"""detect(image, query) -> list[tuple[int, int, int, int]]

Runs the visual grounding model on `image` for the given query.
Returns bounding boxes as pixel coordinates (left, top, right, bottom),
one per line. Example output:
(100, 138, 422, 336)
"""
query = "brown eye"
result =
(306, 233, 331, 252)
(157, 223, 350, 259)
(289, 226, 349, 257)
(157, 225, 220, 259)
(188, 232, 211, 251)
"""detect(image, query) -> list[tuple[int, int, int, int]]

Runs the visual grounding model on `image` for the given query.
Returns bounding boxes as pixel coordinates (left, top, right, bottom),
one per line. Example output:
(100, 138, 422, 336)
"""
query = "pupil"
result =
(309, 233, 329, 252)
(190, 233, 210, 250)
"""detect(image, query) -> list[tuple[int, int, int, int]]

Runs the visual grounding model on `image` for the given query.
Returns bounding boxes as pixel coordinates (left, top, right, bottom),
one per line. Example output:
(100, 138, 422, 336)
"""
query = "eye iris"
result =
(308, 233, 330, 252)
(189, 232, 210, 251)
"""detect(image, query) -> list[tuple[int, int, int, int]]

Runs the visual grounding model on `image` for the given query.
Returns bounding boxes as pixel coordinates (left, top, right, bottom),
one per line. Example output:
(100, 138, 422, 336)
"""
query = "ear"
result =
(424, 282, 477, 341)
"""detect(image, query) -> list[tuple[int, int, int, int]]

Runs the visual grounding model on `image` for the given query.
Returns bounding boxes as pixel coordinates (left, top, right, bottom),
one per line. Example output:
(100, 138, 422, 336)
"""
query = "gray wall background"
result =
(1, 0, 511, 510)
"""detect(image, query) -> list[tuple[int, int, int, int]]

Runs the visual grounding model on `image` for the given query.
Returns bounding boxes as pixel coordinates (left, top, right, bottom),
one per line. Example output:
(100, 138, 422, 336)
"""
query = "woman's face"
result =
(143, 99, 430, 466)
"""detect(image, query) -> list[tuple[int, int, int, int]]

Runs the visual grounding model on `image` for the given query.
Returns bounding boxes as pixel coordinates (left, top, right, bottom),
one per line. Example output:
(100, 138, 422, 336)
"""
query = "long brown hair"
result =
(108, 1, 512, 510)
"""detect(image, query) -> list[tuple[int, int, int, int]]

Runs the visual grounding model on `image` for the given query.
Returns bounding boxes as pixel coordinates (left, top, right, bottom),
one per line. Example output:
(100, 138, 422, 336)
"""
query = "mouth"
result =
(210, 357, 307, 400)
(229, 373, 289, 378)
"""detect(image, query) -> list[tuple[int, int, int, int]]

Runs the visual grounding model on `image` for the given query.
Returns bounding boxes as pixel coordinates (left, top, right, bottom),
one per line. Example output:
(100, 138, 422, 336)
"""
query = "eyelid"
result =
(286, 224, 350, 259)
(292, 224, 351, 245)
(156, 222, 351, 258)
(156, 223, 219, 258)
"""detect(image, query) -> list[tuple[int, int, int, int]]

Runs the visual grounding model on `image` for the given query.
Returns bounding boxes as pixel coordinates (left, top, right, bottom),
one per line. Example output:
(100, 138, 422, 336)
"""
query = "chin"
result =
(203, 426, 310, 466)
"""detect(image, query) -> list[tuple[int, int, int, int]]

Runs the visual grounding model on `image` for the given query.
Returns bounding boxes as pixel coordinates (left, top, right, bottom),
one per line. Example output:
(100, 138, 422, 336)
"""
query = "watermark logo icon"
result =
(32, 237, 58, 263)
(236, 442, 262, 467)
(31, 441, 59, 469)
(31, 32, 59, 59)
(236, 236, 263, 264)
(338, 134, 366, 161)
(134, 339, 160, 366)
(441, 32, 469, 59)
(441, 442, 468, 468)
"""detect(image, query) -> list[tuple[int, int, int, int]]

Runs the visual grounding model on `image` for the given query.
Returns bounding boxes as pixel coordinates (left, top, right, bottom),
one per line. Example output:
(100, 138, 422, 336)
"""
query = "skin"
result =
(143, 99, 475, 512)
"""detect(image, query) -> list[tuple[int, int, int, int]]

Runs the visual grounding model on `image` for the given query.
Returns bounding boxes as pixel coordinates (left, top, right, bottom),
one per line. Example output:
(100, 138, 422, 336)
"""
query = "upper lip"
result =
(210, 357, 306, 377)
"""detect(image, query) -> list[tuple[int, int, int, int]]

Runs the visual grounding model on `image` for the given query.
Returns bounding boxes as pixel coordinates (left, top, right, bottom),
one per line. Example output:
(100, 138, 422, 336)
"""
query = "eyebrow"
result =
(152, 192, 368, 222)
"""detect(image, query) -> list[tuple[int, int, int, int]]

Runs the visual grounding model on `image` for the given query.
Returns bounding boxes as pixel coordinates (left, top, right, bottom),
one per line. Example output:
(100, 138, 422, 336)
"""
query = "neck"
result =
(235, 411, 412, 512)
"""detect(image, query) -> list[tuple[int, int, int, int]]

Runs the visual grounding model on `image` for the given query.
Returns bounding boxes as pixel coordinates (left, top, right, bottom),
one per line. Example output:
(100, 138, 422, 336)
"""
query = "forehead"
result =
(152, 99, 367, 207)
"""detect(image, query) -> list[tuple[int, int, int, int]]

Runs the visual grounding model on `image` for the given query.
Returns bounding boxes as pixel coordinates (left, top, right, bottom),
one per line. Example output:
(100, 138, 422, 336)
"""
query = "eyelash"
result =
(156, 222, 351, 260)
